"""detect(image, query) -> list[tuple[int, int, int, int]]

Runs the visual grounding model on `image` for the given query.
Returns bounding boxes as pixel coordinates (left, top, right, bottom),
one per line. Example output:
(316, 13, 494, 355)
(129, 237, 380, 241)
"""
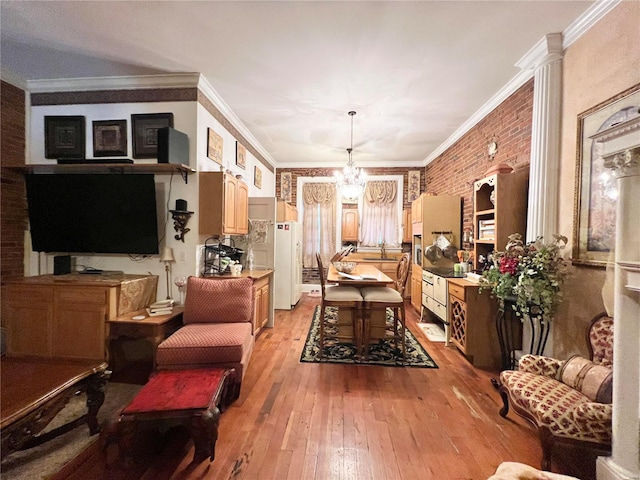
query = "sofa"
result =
(497, 312, 613, 470)
(155, 276, 255, 399)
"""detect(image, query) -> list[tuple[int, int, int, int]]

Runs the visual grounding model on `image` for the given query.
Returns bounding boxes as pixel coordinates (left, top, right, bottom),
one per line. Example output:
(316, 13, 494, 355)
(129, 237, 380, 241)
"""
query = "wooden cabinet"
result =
(253, 275, 271, 335)
(402, 208, 412, 243)
(423, 270, 447, 322)
(341, 208, 359, 242)
(276, 200, 298, 222)
(411, 197, 422, 224)
(412, 194, 462, 255)
(199, 172, 249, 236)
(3, 274, 157, 361)
(410, 267, 422, 311)
(448, 278, 500, 368)
(473, 171, 528, 271)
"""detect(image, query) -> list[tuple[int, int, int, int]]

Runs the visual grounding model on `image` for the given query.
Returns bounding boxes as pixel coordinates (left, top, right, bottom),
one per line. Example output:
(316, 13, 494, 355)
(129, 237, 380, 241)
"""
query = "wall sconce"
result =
(160, 246, 175, 300)
(170, 198, 193, 242)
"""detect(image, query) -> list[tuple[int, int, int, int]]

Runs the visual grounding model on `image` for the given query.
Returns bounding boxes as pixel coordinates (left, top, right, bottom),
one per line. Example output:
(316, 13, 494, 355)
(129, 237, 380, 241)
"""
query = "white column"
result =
(592, 119, 640, 480)
(517, 33, 563, 242)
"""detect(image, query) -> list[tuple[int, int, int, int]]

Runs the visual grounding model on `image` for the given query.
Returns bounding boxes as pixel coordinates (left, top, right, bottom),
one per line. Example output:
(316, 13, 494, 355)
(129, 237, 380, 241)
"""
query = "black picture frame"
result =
(131, 113, 174, 158)
(44, 116, 86, 159)
(93, 119, 127, 157)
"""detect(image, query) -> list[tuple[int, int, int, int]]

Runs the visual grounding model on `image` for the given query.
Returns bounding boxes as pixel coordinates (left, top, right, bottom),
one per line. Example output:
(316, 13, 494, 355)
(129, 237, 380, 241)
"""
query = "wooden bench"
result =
(0, 356, 110, 458)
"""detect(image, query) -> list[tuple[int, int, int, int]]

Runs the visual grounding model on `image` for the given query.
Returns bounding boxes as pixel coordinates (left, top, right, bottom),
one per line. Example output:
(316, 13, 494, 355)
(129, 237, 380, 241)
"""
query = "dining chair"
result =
(360, 253, 412, 363)
(315, 253, 364, 360)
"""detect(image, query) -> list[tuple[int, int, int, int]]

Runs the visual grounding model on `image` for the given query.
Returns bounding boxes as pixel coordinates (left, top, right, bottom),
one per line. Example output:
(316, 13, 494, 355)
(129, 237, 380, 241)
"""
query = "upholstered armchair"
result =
(497, 312, 613, 470)
(156, 276, 255, 399)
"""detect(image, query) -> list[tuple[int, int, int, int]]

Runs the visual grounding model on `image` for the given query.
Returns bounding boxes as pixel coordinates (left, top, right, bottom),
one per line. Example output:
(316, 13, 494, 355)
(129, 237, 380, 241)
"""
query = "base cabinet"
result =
(448, 278, 500, 368)
(410, 267, 422, 311)
(253, 276, 271, 334)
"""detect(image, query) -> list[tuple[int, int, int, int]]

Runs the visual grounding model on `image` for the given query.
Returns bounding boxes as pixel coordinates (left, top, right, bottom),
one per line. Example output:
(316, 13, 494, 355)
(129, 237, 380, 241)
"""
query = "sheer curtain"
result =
(302, 183, 337, 268)
(360, 180, 400, 246)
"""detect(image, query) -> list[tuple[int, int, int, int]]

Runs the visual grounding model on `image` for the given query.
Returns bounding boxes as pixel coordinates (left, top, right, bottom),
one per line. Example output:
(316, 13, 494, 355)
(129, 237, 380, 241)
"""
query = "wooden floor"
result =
(56, 294, 596, 480)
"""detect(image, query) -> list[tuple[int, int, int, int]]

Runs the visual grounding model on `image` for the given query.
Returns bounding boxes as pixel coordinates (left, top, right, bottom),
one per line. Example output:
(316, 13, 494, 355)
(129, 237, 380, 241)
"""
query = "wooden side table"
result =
(107, 307, 184, 369)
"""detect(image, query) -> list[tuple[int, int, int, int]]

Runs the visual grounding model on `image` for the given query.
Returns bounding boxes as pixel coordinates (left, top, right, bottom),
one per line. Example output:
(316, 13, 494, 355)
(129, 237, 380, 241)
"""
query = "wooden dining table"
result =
(326, 263, 395, 357)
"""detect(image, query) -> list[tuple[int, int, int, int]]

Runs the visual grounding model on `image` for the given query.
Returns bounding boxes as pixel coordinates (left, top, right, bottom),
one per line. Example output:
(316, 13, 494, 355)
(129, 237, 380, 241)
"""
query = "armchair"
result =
(155, 276, 255, 399)
(497, 312, 613, 471)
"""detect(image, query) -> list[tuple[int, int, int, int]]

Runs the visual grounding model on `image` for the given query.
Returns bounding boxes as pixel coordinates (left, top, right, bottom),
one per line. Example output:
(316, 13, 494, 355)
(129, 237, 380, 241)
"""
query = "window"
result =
(301, 182, 337, 268)
(360, 179, 401, 247)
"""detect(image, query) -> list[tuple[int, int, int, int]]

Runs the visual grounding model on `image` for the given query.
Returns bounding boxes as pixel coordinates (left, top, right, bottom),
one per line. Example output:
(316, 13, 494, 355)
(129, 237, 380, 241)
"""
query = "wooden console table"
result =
(107, 307, 184, 368)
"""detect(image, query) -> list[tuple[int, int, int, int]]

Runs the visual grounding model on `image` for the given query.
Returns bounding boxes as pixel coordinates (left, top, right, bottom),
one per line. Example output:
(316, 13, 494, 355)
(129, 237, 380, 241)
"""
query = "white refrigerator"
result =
(274, 222, 302, 310)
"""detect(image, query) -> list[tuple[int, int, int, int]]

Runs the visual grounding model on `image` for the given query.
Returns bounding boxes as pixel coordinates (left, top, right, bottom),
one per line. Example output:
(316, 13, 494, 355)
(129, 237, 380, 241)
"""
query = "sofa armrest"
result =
(518, 354, 563, 378)
(538, 401, 612, 444)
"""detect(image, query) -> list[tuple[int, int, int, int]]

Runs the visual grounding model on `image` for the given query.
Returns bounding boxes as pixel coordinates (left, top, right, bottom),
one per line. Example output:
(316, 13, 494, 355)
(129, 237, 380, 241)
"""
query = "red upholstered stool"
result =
(112, 368, 235, 464)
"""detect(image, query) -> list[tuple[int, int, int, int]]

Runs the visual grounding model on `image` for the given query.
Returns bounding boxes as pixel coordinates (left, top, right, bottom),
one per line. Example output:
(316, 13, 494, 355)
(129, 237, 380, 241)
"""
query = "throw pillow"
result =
(558, 355, 612, 404)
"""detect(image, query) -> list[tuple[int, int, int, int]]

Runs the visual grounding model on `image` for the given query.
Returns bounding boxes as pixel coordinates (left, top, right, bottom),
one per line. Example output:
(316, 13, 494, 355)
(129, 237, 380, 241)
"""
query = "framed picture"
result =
(131, 113, 173, 158)
(236, 141, 246, 169)
(281, 172, 292, 202)
(408, 170, 421, 202)
(44, 116, 86, 159)
(207, 128, 223, 165)
(573, 85, 640, 267)
(254, 166, 262, 189)
(92, 120, 127, 157)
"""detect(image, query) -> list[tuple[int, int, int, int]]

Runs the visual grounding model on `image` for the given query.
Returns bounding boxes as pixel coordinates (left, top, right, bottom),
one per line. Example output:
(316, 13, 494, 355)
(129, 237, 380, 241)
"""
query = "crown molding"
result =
(516, 33, 563, 71)
(26, 73, 201, 93)
(423, 0, 620, 167)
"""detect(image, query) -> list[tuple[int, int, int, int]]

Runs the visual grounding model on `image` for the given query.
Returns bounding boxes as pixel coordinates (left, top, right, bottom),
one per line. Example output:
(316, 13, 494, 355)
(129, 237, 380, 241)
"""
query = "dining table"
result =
(326, 263, 395, 357)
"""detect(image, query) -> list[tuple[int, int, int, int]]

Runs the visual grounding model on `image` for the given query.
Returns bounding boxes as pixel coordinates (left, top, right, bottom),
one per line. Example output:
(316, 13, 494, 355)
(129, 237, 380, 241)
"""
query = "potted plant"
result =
(479, 233, 569, 319)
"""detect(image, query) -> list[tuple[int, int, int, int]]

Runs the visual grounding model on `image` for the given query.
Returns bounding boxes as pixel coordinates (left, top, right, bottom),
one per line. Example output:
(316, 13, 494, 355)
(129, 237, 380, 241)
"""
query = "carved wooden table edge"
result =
(0, 360, 110, 458)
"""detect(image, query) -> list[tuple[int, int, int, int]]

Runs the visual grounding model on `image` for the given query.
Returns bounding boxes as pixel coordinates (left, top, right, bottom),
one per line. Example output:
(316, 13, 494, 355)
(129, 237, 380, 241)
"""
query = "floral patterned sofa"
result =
(497, 312, 613, 470)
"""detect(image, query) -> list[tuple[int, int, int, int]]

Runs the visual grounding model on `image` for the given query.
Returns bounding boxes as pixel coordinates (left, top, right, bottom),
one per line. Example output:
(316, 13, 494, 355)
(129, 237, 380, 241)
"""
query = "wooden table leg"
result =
(190, 407, 220, 463)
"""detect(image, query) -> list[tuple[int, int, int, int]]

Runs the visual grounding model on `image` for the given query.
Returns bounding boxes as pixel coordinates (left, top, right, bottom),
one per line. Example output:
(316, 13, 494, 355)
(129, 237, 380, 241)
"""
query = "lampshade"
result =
(160, 246, 175, 262)
(335, 111, 366, 199)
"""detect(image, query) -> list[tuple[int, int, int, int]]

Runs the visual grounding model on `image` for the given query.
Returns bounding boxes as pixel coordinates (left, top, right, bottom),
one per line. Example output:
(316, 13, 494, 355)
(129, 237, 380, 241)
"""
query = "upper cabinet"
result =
(413, 194, 462, 251)
(199, 172, 249, 236)
(276, 200, 298, 222)
(473, 171, 529, 271)
(402, 208, 412, 243)
(341, 207, 359, 243)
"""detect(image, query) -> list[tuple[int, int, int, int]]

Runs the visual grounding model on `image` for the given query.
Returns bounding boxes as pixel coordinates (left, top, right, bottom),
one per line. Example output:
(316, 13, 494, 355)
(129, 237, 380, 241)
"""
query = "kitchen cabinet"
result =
(402, 209, 412, 243)
(253, 275, 271, 335)
(341, 208, 359, 242)
(448, 278, 500, 368)
(3, 274, 157, 361)
(411, 193, 462, 261)
(422, 270, 448, 322)
(410, 267, 422, 311)
(276, 199, 298, 222)
(473, 170, 528, 272)
(199, 172, 249, 236)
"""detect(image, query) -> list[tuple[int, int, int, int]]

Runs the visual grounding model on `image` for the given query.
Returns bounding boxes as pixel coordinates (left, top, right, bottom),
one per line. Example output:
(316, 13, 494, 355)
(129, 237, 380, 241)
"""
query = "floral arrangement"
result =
(479, 233, 569, 319)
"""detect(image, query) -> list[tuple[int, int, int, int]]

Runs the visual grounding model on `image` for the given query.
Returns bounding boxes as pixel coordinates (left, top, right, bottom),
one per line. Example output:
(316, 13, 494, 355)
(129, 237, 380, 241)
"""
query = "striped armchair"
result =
(497, 312, 613, 471)
(156, 276, 255, 399)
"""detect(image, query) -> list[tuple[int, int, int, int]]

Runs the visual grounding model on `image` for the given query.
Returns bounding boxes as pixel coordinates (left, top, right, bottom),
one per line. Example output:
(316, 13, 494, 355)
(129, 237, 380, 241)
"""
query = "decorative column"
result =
(591, 116, 640, 480)
(517, 33, 563, 242)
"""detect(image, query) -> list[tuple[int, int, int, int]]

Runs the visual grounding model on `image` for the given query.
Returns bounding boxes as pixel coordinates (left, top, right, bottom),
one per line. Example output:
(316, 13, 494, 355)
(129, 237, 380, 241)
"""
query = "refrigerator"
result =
(274, 222, 302, 310)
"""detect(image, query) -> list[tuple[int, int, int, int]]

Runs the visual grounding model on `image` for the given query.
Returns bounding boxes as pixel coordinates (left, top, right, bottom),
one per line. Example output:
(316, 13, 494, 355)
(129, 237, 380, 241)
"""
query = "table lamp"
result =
(160, 246, 176, 299)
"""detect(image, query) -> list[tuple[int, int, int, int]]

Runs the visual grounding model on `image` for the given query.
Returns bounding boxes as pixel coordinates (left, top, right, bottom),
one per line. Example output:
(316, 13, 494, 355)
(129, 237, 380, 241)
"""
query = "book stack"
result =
(146, 299, 174, 317)
(478, 219, 495, 240)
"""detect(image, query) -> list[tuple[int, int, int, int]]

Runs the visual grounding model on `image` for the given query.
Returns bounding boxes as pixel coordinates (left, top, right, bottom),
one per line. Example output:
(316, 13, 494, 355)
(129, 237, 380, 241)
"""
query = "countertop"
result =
(214, 269, 273, 281)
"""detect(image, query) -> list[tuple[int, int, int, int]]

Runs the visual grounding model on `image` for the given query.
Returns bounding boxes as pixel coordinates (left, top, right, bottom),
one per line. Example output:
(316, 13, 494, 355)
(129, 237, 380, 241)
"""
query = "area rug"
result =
(1, 381, 142, 480)
(300, 306, 438, 368)
(417, 322, 446, 342)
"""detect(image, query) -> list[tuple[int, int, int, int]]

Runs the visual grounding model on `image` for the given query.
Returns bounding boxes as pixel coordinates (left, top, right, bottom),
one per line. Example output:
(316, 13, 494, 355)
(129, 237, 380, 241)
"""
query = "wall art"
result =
(131, 113, 173, 158)
(573, 84, 640, 267)
(44, 115, 86, 159)
(408, 170, 421, 202)
(207, 128, 223, 166)
(236, 141, 246, 169)
(92, 120, 127, 157)
(254, 166, 262, 189)
(281, 172, 292, 202)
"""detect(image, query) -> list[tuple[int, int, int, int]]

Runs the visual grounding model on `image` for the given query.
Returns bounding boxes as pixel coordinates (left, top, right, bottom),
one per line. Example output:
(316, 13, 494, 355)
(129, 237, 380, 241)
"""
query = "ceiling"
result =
(0, 1, 596, 169)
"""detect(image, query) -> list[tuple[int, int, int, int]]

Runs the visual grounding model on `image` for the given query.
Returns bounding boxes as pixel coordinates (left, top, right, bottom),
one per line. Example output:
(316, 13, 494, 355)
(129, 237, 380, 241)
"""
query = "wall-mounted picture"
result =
(236, 141, 246, 169)
(92, 120, 127, 157)
(44, 115, 86, 159)
(281, 172, 292, 202)
(573, 85, 640, 267)
(131, 113, 173, 158)
(207, 128, 223, 166)
(408, 170, 421, 202)
(254, 166, 262, 189)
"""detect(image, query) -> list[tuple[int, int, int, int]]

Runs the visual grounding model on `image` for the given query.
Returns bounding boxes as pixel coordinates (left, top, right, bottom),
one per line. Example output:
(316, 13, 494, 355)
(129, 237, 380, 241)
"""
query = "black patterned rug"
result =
(300, 306, 438, 368)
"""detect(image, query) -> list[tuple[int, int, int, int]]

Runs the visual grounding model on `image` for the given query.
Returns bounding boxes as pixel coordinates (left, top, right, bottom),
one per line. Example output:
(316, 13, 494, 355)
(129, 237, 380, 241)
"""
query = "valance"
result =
(303, 183, 336, 205)
(364, 181, 397, 205)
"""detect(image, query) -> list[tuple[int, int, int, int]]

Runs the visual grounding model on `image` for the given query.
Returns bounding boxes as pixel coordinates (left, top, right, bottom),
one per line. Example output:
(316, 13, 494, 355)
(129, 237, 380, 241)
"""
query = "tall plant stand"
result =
(495, 296, 549, 371)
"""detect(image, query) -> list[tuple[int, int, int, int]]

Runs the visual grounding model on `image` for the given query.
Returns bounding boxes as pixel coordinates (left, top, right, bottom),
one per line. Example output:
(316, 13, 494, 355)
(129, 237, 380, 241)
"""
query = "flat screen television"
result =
(25, 174, 160, 254)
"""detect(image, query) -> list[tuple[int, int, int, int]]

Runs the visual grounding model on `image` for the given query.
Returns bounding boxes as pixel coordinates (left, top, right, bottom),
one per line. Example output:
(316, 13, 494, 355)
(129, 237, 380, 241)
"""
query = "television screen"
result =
(25, 174, 160, 254)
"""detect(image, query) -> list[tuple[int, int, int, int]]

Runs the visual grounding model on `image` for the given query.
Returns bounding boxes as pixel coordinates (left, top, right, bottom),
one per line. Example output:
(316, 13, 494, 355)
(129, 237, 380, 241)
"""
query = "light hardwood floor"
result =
(58, 294, 595, 480)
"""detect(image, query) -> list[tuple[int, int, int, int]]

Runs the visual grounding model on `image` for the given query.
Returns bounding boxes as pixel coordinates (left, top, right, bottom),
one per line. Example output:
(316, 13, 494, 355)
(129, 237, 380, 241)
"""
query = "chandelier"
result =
(335, 111, 366, 199)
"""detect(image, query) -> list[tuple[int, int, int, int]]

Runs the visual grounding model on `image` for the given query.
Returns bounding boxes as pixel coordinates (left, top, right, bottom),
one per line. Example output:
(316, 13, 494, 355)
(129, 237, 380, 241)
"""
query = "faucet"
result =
(380, 241, 387, 259)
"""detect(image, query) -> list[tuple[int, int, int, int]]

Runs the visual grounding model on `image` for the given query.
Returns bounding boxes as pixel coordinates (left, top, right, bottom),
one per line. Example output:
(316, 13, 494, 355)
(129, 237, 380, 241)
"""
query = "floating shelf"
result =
(15, 163, 195, 183)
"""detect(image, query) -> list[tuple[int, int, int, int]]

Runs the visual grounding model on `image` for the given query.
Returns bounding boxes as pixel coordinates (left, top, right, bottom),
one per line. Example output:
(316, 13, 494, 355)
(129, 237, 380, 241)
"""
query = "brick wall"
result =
(1, 81, 27, 284)
(426, 79, 534, 234)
